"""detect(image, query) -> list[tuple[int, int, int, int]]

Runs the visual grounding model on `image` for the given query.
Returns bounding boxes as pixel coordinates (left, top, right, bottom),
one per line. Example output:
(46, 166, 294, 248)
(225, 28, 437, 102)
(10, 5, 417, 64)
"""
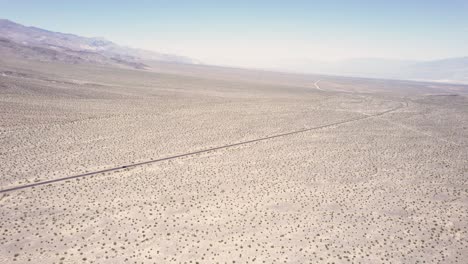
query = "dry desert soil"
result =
(0, 58, 467, 263)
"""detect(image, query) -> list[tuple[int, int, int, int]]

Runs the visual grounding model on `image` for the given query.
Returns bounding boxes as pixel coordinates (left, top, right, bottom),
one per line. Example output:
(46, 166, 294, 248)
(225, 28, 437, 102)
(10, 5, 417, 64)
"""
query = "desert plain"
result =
(0, 57, 467, 263)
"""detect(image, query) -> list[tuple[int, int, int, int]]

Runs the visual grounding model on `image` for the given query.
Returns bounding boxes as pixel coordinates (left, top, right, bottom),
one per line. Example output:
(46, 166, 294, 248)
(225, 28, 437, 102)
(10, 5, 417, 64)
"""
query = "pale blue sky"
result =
(1, 0, 467, 67)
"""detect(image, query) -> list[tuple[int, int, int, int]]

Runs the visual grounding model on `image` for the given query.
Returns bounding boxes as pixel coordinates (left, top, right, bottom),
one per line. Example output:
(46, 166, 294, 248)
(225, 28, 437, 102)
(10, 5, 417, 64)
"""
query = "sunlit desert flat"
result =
(1, 58, 467, 263)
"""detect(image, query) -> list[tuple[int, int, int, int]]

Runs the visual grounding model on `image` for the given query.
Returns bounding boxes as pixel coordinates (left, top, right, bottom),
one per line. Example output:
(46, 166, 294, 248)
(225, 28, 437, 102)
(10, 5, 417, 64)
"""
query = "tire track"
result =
(0, 102, 405, 194)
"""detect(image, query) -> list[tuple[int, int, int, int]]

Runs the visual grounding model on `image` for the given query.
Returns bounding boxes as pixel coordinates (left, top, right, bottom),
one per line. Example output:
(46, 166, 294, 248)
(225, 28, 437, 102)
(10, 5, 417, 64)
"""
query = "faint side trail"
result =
(371, 116, 461, 146)
(366, 100, 461, 146)
(0, 102, 405, 194)
(314, 80, 325, 91)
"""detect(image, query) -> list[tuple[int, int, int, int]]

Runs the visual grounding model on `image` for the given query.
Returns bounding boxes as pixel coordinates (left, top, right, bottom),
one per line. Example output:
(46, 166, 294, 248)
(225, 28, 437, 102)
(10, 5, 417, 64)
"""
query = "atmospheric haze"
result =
(1, 1, 468, 263)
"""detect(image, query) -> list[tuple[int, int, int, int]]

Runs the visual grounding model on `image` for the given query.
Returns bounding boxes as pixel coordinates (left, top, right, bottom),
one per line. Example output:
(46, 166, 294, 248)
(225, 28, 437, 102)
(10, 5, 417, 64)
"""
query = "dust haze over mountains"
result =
(273, 57, 468, 84)
(1, 18, 467, 84)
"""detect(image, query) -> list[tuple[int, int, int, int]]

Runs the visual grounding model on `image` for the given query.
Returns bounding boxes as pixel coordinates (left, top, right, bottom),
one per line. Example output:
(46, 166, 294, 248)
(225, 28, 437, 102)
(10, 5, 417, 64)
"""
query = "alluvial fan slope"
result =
(1, 59, 467, 263)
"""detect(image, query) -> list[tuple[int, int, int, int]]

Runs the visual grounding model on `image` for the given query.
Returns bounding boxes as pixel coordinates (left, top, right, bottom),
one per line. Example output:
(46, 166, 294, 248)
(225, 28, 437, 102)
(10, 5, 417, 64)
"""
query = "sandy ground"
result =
(0, 59, 467, 263)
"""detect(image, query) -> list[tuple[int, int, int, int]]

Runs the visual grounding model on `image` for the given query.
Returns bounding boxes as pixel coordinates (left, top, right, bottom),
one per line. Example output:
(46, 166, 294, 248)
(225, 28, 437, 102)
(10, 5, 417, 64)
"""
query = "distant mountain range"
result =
(1, 18, 467, 84)
(0, 19, 196, 69)
(275, 57, 468, 84)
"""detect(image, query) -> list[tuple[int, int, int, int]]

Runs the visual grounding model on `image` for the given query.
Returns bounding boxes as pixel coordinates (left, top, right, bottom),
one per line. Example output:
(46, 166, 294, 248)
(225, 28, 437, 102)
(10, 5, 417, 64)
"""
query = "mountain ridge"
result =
(0, 19, 196, 69)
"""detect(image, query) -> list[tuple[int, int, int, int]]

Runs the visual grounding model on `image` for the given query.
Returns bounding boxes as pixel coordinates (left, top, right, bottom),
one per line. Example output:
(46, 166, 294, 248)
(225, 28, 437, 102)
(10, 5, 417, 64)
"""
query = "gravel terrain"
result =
(1, 59, 467, 263)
